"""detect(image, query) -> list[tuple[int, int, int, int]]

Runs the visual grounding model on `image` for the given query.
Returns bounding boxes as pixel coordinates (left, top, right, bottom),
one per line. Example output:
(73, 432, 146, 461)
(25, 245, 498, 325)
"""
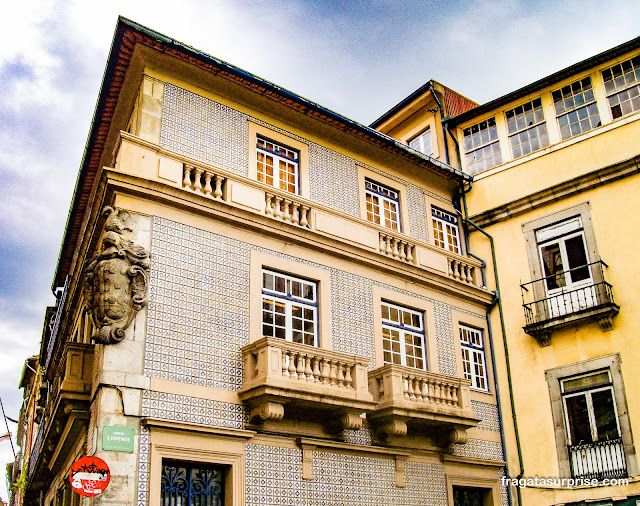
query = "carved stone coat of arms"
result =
(84, 207, 150, 344)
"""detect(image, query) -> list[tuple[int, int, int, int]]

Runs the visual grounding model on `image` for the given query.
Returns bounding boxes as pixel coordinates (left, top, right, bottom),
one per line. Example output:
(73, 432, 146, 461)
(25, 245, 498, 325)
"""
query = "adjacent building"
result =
(376, 36, 640, 505)
(14, 18, 509, 506)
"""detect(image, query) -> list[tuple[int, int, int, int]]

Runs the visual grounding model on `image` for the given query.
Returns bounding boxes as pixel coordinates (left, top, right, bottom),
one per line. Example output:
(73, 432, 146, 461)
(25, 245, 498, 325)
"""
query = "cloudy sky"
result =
(0, 0, 637, 498)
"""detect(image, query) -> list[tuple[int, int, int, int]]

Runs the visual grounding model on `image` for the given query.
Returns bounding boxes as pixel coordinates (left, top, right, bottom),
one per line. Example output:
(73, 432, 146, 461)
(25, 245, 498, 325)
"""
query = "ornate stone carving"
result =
(249, 401, 285, 423)
(377, 419, 408, 438)
(84, 207, 150, 344)
(448, 428, 469, 446)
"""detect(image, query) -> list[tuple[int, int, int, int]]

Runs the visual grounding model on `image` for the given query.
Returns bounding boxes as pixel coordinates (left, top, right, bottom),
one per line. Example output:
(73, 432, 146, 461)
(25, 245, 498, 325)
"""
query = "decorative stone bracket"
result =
(84, 207, 150, 344)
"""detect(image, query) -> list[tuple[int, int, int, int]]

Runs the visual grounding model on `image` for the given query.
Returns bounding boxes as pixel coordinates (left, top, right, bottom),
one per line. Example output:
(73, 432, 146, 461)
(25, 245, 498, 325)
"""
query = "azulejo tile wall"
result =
(451, 438, 503, 462)
(146, 217, 250, 391)
(159, 83, 444, 244)
(136, 424, 150, 506)
(245, 443, 447, 505)
(471, 401, 501, 432)
(161, 84, 249, 175)
(147, 216, 484, 388)
(140, 390, 247, 429)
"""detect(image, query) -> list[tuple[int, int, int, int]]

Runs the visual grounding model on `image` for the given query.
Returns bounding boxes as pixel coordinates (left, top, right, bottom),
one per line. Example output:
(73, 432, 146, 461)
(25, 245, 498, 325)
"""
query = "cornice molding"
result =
(470, 155, 640, 227)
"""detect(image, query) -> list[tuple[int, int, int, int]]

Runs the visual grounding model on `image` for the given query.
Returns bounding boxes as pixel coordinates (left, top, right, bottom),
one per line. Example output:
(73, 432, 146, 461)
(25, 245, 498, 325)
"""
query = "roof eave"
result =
(449, 35, 640, 126)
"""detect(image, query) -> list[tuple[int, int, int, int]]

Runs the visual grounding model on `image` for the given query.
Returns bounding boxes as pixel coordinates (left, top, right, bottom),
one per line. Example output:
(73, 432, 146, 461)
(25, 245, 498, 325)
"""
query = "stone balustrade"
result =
(447, 255, 482, 288)
(379, 232, 417, 265)
(265, 192, 312, 228)
(182, 164, 225, 200)
(367, 364, 478, 442)
(239, 337, 375, 431)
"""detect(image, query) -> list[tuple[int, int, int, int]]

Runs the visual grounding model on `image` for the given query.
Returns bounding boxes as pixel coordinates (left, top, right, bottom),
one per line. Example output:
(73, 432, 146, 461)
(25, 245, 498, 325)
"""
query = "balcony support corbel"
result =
(448, 427, 469, 446)
(598, 314, 614, 332)
(248, 401, 285, 423)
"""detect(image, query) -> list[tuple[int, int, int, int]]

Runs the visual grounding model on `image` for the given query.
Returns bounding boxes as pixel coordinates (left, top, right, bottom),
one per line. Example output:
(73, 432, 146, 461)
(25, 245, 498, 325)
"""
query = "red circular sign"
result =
(69, 456, 111, 497)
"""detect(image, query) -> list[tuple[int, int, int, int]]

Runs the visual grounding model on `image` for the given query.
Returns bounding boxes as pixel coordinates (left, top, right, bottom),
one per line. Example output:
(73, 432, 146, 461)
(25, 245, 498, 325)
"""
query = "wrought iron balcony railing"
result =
(520, 260, 619, 345)
(569, 438, 627, 481)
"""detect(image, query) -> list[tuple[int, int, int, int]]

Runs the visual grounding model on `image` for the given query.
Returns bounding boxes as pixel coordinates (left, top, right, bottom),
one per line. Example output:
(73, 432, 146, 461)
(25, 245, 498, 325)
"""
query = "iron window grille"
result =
(262, 269, 318, 346)
(409, 128, 433, 155)
(256, 136, 299, 194)
(505, 98, 550, 158)
(463, 118, 502, 175)
(365, 179, 401, 231)
(459, 325, 488, 392)
(161, 461, 225, 506)
(432, 207, 461, 254)
(552, 77, 601, 140)
(602, 55, 640, 119)
(381, 301, 426, 370)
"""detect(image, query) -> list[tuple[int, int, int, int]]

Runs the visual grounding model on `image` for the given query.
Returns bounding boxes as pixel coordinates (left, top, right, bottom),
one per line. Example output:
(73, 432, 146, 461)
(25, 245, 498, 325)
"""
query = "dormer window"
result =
(409, 128, 433, 155)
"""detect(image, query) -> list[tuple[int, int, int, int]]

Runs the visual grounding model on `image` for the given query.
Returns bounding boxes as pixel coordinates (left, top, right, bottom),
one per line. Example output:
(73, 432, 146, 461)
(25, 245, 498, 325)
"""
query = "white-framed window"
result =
(560, 370, 627, 480)
(432, 207, 461, 254)
(459, 325, 488, 391)
(381, 302, 426, 370)
(561, 371, 620, 446)
(256, 136, 299, 194)
(552, 77, 601, 140)
(365, 179, 401, 231)
(602, 55, 640, 119)
(409, 128, 433, 155)
(262, 270, 317, 346)
(506, 98, 550, 158)
(463, 118, 502, 175)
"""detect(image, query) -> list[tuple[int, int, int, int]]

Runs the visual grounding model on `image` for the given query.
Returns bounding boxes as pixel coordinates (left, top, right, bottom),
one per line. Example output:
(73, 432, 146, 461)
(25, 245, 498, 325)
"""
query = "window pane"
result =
(565, 235, 590, 283)
(540, 243, 566, 290)
(591, 389, 620, 440)
(565, 394, 593, 445)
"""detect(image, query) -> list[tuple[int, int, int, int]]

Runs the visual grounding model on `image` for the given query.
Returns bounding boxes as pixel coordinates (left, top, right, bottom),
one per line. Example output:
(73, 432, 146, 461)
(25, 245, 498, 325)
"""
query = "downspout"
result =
(448, 118, 524, 504)
(461, 186, 525, 506)
(428, 82, 450, 165)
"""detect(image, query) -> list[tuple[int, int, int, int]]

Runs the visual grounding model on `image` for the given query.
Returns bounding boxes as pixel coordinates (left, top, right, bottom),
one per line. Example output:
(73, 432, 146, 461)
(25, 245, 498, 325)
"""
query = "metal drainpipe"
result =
(448, 121, 524, 504)
(461, 189, 525, 506)
(428, 82, 450, 165)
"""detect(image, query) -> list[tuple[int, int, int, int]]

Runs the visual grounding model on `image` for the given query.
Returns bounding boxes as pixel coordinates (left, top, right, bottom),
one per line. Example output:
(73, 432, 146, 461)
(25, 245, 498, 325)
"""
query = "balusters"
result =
(263, 195, 311, 228)
(181, 164, 225, 201)
(379, 233, 417, 265)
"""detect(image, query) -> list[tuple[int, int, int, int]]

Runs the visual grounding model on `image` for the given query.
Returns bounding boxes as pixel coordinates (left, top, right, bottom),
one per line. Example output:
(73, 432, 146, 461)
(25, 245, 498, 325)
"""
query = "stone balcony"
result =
(112, 132, 488, 296)
(367, 364, 478, 445)
(239, 337, 376, 432)
(26, 342, 93, 500)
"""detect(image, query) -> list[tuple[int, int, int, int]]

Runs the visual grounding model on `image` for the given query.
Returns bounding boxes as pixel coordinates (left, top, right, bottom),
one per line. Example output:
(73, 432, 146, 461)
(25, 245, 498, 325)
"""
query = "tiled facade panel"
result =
(159, 83, 437, 243)
(309, 143, 361, 217)
(161, 84, 249, 175)
(140, 390, 247, 429)
(471, 401, 501, 432)
(433, 301, 457, 376)
(245, 443, 447, 505)
(146, 217, 250, 390)
(136, 425, 150, 506)
(146, 217, 485, 424)
(405, 183, 430, 242)
(451, 438, 503, 462)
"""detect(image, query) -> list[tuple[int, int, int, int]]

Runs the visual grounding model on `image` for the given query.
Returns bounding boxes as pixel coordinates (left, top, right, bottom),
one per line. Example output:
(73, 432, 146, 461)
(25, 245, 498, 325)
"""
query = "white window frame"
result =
(459, 325, 488, 392)
(256, 136, 300, 194)
(463, 117, 502, 175)
(262, 270, 318, 347)
(505, 98, 550, 158)
(602, 55, 640, 120)
(381, 301, 426, 370)
(432, 207, 461, 254)
(552, 77, 601, 140)
(409, 128, 433, 155)
(365, 179, 401, 231)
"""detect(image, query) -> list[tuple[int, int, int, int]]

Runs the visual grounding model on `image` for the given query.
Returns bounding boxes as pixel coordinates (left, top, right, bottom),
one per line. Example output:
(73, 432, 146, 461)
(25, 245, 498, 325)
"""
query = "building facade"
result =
(376, 37, 640, 505)
(14, 18, 509, 506)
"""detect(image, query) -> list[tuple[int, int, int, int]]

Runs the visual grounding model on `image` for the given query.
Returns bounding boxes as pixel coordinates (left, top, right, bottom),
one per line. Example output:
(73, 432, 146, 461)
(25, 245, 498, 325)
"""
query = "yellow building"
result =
(16, 18, 511, 506)
(376, 36, 640, 505)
